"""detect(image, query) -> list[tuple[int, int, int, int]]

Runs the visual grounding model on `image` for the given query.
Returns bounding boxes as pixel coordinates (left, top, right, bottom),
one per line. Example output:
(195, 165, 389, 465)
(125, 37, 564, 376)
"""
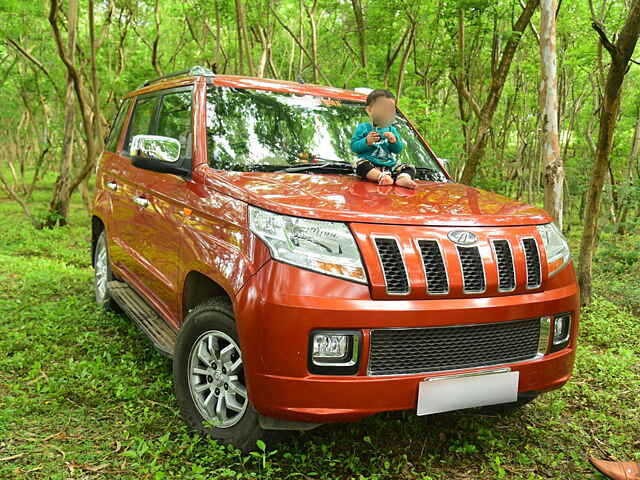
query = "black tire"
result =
(93, 231, 118, 312)
(479, 392, 539, 415)
(173, 298, 279, 453)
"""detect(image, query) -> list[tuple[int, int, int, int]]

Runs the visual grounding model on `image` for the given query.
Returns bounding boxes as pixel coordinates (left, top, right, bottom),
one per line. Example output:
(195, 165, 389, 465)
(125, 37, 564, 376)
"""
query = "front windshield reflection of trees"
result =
(205, 86, 446, 181)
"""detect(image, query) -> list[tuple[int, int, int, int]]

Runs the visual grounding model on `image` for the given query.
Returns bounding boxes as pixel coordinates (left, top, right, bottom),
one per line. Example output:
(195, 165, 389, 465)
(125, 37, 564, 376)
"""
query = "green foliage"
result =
(0, 0, 638, 235)
(0, 174, 638, 479)
(0, 1, 639, 476)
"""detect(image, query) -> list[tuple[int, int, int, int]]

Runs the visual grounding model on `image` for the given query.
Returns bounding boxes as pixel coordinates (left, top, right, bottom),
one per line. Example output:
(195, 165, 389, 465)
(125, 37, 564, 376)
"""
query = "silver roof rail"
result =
(139, 65, 215, 88)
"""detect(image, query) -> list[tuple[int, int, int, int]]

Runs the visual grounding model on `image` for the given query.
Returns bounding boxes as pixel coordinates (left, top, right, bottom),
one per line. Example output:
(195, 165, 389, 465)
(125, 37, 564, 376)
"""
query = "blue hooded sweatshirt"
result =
(350, 121, 404, 168)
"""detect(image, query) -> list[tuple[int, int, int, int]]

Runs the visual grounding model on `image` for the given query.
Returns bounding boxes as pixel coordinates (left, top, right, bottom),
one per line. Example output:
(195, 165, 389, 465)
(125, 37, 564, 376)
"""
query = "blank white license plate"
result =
(417, 370, 519, 416)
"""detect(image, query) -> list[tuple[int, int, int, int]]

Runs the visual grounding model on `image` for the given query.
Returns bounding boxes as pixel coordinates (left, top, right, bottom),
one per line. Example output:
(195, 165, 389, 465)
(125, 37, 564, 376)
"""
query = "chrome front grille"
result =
(368, 317, 542, 376)
(522, 237, 542, 288)
(492, 239, 516, 291)
(417, 240, 448, 294)
(372, 232, 543, 296)
(456, 246, 486, 293)
(374, 237, 409, 294)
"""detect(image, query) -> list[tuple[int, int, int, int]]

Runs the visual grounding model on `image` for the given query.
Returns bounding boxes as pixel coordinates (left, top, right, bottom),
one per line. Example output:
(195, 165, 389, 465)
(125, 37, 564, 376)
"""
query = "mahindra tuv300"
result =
(91, 66, 580, 451)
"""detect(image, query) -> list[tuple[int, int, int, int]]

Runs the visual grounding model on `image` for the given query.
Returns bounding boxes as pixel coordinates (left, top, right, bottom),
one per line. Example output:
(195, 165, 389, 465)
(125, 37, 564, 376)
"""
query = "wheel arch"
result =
(91, 216, 106, 266)
(181, 270, 234, 323)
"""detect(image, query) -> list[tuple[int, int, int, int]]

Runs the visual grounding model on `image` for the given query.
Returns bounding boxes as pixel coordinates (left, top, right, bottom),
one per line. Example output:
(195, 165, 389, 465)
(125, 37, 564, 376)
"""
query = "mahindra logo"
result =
(447, 230, 478, 246)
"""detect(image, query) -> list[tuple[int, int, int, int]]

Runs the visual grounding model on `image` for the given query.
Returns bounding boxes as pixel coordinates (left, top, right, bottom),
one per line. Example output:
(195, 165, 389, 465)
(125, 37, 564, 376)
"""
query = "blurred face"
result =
(365, 96, 396, 128)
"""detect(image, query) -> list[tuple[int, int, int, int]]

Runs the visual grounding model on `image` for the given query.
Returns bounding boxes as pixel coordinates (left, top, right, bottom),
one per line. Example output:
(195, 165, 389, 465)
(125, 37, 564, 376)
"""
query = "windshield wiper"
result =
(276, 151, 354, 173)
(243, 160, 354, 173)
(243, 150, 354, 173)
(280, 161, 354, 173)
(246, 164, 283, 172)
(249, 162, 446, 180)
(415, 167, 450, 182)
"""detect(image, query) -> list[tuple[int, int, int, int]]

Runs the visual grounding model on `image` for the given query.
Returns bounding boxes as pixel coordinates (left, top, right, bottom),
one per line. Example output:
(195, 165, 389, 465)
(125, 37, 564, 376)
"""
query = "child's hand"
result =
(366, 131, 381, 145)
(383, 131, 397, 143)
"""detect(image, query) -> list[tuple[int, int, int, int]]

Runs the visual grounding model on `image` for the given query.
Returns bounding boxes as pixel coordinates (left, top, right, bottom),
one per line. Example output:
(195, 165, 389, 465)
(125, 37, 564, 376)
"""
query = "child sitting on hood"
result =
(350, 89, 417, 189)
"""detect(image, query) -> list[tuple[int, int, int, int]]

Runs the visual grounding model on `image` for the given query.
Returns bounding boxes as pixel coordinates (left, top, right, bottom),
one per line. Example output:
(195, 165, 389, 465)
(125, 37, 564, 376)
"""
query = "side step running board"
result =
(108, 280, 177, 358)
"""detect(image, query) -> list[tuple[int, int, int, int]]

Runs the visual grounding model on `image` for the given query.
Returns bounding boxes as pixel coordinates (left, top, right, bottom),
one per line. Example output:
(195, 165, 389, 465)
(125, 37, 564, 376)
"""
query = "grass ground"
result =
(0, 181, 638, 479)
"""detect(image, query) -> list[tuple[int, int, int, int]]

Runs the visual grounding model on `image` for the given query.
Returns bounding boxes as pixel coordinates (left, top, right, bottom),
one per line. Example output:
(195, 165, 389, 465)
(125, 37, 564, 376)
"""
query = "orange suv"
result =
(91, 66, 580, 451)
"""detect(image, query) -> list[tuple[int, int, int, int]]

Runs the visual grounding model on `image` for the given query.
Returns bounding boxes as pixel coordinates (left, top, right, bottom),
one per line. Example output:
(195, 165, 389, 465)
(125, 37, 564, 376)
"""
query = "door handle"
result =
(105, 180, 117, 191)
(133, 196, 149, 208)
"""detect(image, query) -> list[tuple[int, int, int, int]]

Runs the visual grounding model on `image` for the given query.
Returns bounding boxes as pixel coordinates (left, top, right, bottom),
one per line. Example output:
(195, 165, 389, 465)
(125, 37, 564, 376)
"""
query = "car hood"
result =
(206, 171, 552, 227)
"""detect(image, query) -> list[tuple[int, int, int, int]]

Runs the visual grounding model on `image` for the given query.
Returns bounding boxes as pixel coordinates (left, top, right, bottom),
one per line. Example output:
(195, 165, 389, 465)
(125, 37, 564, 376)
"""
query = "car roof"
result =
(125, 72, 369, 103)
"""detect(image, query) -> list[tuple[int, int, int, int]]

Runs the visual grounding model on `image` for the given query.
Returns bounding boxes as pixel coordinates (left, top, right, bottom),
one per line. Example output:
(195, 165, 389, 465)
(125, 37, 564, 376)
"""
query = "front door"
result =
(126, 86, 194, 325)
(113, 92, 164, 289)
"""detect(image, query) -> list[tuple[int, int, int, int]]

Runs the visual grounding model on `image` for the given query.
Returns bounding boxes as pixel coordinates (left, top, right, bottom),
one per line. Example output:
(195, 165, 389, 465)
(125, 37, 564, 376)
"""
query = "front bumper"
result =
(234, 258, 580, 423)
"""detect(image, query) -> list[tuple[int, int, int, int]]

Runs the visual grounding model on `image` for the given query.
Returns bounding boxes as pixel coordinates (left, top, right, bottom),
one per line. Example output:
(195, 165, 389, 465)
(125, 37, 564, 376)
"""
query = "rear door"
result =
(126, 86, 194, 325)
(100, 95, 147, 281)
(110, 92, 164, 286)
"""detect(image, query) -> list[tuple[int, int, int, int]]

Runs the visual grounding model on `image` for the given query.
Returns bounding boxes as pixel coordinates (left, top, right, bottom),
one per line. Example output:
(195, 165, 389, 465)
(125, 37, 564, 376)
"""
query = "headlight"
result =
(248, 206, 367, 284)
(536, 222, 570, 276)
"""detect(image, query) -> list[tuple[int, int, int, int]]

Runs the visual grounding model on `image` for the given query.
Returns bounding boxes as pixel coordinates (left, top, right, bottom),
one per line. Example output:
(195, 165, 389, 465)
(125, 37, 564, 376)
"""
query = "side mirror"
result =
(131, 134, 180, 162)
(130, 134, 189, 177)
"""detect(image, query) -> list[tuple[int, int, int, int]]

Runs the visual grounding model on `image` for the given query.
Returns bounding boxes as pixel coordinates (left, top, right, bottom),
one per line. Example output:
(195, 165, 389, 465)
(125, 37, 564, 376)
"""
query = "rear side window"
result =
(123, 94, 161, 154)
(105, 98, 131, 152)
(156, 90, 193, 161)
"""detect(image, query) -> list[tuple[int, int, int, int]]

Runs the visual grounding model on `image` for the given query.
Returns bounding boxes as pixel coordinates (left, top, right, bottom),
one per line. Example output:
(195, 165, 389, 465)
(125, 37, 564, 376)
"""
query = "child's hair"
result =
(366, 89, 395, 106)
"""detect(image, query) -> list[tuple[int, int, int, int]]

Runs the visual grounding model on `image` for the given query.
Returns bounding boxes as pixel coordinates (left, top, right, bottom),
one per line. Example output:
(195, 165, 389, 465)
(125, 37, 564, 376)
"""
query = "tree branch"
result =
(4, 39, 61, 96)
(48, 0, 92, 140)
(269, 4, 332, 85)
(0, 171, 40, 228)
(449, 73, 482, 119)
(592, 21, 617, 58)
(519, 0, 540, 45)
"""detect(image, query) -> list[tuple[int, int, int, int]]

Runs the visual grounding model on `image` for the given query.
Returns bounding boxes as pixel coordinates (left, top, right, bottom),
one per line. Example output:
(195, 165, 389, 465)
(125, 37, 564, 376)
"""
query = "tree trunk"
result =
(578, 3, 640, 306)
(45, 0, 78, 227)
(383, 25, 410, 88)
(45, 0, 105, 228)
(351, 0, 367, 69)
(151, 0, 163, 76)
(540, 0, 564, 228)
(234, 0, 254, 75)
(270, 2, 331, 85)
(458, 0, 538, 185)
(303, 0, 319, 84)
(616, 104, 640, 233)
(234, 0, 245, 74)
(452, 8, 472, 173)
(396, 17, 416, 101)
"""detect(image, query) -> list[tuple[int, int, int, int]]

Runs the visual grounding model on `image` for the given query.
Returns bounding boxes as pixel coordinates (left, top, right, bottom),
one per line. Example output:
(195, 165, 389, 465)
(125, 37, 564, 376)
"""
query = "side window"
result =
(156, 90, 193, 161)
(123, 94, 161, 154)
(105, 98, 131, 152)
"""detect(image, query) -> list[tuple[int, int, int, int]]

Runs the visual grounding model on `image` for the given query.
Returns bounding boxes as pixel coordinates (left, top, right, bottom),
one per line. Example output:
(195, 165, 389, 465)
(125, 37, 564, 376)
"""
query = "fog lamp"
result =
(313, 334, 349, 361)
(308, 330, 361, 374)
(553, 313, 571, 346)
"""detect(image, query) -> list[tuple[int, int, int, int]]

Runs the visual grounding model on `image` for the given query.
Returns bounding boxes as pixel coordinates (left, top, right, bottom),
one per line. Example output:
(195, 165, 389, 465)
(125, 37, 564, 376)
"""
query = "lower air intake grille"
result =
(368, 317, 541, 375)
(457, 246, 485, 293)
(374, 237, 409, 294)
(417, 240, 448, 294)
(493, 240, 516, 291)
(522, 238, 542, 288)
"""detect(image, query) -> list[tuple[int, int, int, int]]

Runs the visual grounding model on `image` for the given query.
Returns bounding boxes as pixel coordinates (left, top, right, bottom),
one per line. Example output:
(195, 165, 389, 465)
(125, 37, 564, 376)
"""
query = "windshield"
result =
(205, 86, 447, 181)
